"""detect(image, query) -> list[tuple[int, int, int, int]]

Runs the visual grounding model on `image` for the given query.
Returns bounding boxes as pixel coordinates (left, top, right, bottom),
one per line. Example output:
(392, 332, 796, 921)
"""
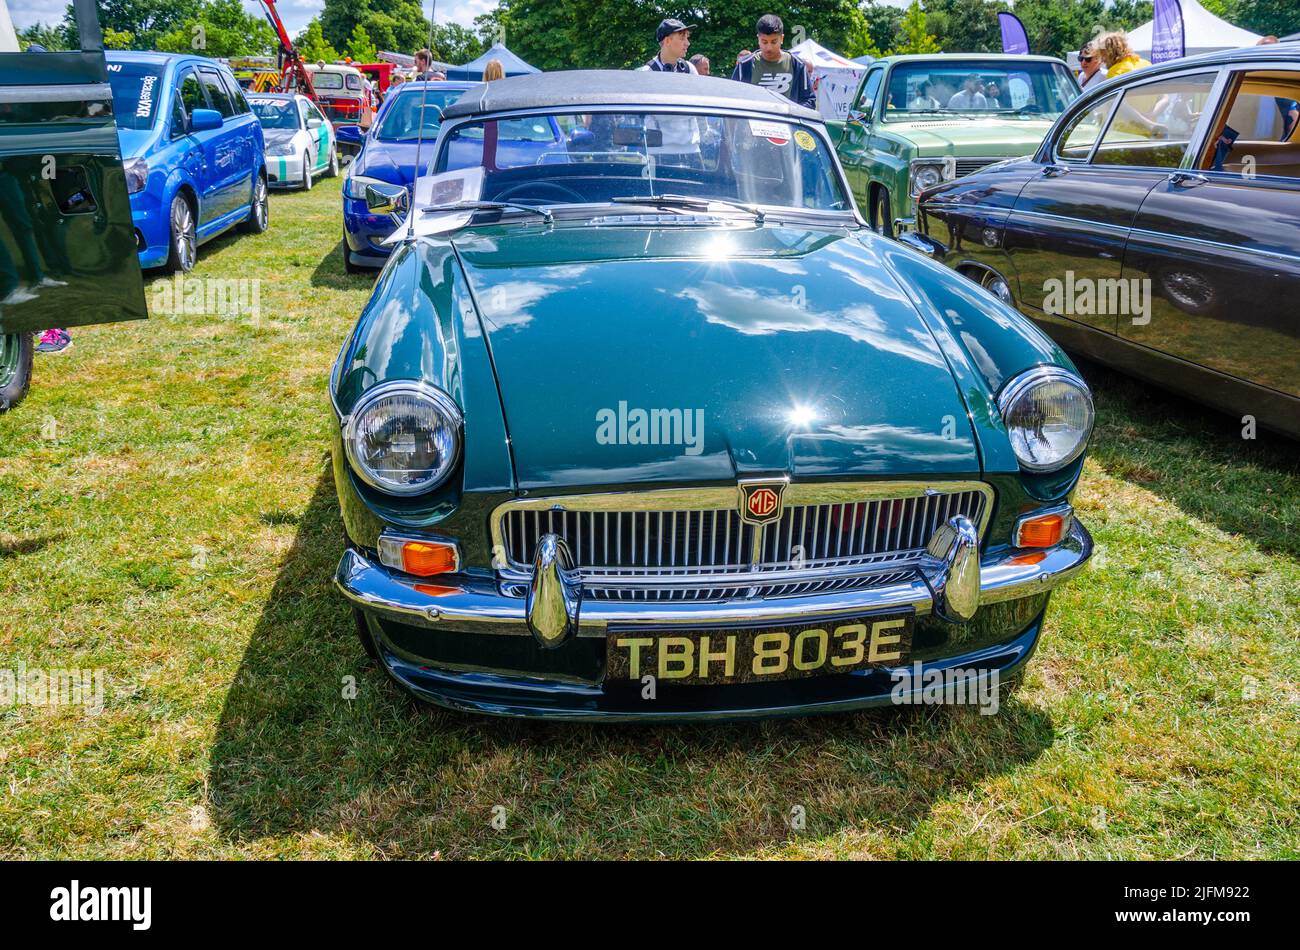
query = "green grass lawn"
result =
(1, 178, 1297, 859)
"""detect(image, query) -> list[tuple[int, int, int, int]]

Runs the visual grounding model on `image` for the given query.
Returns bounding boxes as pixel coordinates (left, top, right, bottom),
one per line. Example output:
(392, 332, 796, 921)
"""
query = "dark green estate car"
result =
(0, 0, 145, 411)
(329, 71, 1097, 721)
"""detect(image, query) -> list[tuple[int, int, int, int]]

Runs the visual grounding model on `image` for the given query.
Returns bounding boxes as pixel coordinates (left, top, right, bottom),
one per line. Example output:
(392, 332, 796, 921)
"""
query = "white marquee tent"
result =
(791, 39, 866, 122)
(1126, 0, 1261, 59)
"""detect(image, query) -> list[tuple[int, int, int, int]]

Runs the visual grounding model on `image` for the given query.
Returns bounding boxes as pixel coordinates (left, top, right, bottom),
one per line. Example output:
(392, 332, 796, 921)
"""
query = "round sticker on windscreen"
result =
(794, 130, 816, 151)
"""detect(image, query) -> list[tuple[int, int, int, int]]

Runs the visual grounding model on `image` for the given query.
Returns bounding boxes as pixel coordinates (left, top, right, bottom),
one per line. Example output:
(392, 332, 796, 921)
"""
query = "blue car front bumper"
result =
(343, 194, 400, 268)
(130, 187, 171, 270)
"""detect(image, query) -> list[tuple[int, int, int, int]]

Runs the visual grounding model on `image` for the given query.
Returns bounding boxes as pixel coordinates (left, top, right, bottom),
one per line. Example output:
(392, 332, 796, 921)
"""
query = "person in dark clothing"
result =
(642, 18, 698, 74)
(729, 14, 815, 109)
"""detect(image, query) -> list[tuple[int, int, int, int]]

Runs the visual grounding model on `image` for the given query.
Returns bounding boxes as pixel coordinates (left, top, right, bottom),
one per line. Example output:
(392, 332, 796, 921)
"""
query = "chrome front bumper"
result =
(336, 517, 1092, 640)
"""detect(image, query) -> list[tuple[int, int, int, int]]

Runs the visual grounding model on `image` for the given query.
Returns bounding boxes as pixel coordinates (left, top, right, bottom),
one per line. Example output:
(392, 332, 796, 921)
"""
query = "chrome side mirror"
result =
(897, 231, 947, 259)
(365, 182, 410, 217)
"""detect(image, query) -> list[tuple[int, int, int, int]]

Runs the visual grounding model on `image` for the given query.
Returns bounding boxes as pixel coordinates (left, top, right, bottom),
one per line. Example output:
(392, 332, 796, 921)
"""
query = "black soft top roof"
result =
(440, 69, 823, 122)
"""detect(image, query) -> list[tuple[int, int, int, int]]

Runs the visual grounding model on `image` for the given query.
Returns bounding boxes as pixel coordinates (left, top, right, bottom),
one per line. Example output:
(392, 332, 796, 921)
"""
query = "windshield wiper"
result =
(422, 200, 554, 224)
(612, 194, 765, 223)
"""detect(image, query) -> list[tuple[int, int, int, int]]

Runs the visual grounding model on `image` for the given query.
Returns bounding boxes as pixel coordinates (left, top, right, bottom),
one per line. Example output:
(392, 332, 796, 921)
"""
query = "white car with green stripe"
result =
(249, 93, 338, 190)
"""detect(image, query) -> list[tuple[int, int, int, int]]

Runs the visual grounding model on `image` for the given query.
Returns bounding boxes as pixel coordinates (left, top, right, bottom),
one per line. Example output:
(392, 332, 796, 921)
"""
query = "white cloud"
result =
(10, 0, 492, 43)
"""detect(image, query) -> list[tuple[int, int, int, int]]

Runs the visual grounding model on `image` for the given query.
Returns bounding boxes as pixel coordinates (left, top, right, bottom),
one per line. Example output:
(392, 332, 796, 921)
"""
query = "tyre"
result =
(301, 158, 313, 191)
(981, 271, 1015, 306)
(353, 607, 379, 661)
(240, 171, 269, 233)
(165, 192, 197, 273)
(0, 332, 33, 414)
(325, 146, 339, 178)
(872, 187, 893, 239)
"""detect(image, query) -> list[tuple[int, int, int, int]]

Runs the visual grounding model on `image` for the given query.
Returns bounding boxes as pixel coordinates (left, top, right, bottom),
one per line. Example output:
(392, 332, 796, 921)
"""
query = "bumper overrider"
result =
(336, 512, 1092, 721)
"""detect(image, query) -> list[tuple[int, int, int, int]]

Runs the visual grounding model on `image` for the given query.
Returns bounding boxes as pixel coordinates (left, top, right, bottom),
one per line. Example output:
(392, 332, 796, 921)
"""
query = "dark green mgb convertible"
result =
(331, 71, 1095, 720)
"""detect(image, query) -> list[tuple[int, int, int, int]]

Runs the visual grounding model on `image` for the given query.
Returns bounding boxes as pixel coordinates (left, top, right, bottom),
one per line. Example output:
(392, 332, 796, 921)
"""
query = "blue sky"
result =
(11, 1, 918, 41)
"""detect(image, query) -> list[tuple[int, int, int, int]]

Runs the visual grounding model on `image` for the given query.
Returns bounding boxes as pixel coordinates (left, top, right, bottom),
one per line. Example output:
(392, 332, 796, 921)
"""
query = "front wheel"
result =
(981, 271, 1015, 306)
(240, 172, 269, 233)
(301, 158, 313, 191)
(0, 332, 34, 414)
(342, 229, 366, 274)
(871, 188, 893, 239)
(325, 147, 339, 178)
(166, 193, 197, 273)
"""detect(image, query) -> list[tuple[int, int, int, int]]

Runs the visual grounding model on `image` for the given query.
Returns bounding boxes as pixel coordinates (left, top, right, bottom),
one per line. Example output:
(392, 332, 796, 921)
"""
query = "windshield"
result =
(248, 97, 300, 130)
(431, 111, 850, 214)
(374, 87, 470, 141)
(884, 61, 1078, 118)
(311, 72, 345, 91)
(105, 61, 165, 132)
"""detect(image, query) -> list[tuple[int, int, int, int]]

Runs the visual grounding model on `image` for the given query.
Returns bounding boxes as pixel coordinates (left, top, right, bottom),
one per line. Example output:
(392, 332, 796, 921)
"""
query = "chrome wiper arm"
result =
(612, 194, 765, 224)
(422, 200, 554, 224)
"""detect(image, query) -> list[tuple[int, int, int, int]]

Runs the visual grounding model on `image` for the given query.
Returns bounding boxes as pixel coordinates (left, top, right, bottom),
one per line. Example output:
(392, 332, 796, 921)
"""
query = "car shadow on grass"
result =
(208, 467, 1055, 857)
(1076, 357, 1300, 560)
(311, 239, 379, 290)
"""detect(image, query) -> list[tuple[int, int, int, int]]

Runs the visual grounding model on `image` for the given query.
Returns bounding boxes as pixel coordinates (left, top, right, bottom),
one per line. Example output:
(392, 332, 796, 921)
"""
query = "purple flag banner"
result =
(998, 12, 1031, 55)
(1152, 0, 1186, 64)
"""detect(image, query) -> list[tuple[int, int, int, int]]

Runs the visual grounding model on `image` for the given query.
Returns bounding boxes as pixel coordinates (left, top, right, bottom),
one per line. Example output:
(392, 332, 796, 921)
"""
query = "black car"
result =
(908, 44, 1300, 439)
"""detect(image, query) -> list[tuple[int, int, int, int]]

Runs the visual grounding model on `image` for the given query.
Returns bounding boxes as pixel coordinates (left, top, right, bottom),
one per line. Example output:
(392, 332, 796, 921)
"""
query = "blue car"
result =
(340, 81, 478, 272)
(105, 52, 268, 271)
(340, 81, 570, 272)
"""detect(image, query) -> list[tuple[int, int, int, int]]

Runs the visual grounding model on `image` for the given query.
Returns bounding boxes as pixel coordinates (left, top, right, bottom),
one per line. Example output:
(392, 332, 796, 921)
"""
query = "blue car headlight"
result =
(998, 368, 1094, 473)
(124, 157, 148, 195)
(343, 382, 463, 495)
(345, 175, 394, 201)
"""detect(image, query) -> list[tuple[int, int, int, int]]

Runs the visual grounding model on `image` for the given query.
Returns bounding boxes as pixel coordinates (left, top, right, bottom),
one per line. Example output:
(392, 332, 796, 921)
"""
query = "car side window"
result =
(1056, 93, 1120, 162)
(170, 90, 189, 139)
(857, 69, 884, 118)
(1092, 71, 1218, 169)
(199, 67, 237, 118)
(176, 69, 206, 130)
(1196, 69, 1300, 177)
(220, 70, 250, 115)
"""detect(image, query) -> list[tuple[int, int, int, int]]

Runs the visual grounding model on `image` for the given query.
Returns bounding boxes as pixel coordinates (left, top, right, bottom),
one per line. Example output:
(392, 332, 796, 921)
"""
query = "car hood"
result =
(262, 128, 300, 148)
(116, 128, 155, 161)
(883, 116, 1055, 155)
(352, 140, 435, 188)
(449, 220, 981, 491)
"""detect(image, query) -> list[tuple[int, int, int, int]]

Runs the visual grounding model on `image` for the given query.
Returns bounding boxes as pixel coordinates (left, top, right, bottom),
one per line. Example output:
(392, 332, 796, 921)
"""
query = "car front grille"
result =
(954, 157, 1002, 178)
(493, 482, 991, 601)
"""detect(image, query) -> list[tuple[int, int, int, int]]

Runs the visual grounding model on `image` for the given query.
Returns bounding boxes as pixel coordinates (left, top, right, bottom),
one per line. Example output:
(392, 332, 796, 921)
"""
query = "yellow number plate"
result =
(606, 613, 914, 685)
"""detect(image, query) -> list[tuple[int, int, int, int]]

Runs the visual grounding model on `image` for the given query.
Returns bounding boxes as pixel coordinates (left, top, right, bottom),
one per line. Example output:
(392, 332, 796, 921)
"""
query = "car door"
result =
(197, 65, 244, 220)
(175, 66, 222, 227)
(836, 66, 885, 208)
(1003, 70, 1222, 333)
(298, 97, 320, 171)
(308, 100, 332, 171)
(220, 67, 261, 196)
(0, 0, 145, 337)
(1120, 63, 1300, 400)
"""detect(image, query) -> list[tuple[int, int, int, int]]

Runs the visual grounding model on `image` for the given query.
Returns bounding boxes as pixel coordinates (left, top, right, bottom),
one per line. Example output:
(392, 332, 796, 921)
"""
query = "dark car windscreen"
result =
(884, 61, 1079, 118)
(374, 88, 469, 141)
(106, 61, 166, 131)
(249, 97, 301, 130)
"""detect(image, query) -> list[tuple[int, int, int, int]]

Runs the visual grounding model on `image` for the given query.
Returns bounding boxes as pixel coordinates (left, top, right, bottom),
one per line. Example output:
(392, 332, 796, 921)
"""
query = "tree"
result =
(1204, 0, 1293, 38)
(64, 0, 204, 50)
(297, 19, 341, 62)
(433, 23, 486, 63)
(19, 22, 70, 51)
(862, 1, 906, 55)
(844, 7, 882, 59)
(893, 0, 941, 54)
(347, 24, 380, 62)
(153, 0, 276, 57)
(921, 0, 1006, 53)
(320, 0, 430, 58)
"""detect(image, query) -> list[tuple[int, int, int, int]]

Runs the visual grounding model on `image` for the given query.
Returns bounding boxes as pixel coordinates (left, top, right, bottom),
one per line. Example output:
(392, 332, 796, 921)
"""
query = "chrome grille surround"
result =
(492, 482, 993, 600)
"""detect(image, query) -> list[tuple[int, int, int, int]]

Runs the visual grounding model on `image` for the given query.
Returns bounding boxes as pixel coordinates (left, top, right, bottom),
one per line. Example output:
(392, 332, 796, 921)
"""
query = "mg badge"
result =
(738, 479, 788, 527)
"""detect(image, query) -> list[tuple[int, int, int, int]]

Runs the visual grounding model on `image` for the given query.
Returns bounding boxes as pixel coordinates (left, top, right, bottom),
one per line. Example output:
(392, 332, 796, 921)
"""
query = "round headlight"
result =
(911, 163, 944, 196)
(998, 368, 1094, 472)
(343, 382, 462, 495)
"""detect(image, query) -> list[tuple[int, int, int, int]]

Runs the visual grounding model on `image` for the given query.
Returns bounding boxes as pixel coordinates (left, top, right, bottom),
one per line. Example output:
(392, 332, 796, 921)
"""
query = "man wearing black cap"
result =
(642, 18, 698, 73)
(731, 14, 815, 108)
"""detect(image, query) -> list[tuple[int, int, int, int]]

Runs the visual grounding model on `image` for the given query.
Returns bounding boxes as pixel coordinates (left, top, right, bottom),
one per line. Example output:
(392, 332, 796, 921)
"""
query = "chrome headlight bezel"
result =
(997, 367, 1095, 473)
(345, 174, 390, 200)
(909, 158, 953, 197)
(342, 381, 463, 496)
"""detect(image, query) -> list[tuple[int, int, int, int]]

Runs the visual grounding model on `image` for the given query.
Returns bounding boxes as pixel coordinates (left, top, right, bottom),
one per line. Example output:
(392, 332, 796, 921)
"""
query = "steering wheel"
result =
(492, 181, 584, 204)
